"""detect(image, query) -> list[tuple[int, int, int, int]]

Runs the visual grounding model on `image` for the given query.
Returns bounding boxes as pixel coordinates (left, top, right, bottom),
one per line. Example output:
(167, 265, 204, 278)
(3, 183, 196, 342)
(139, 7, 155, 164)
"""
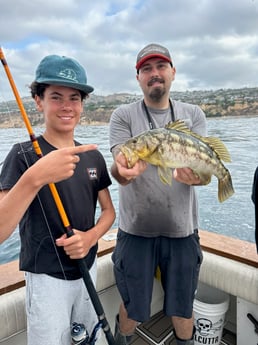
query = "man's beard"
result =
(149, 87, 166, 102)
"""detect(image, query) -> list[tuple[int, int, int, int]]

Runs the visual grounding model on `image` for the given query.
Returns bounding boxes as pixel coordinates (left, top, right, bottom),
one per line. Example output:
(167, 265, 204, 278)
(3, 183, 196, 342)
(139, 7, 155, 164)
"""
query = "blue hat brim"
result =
(36, 78, 94, 94)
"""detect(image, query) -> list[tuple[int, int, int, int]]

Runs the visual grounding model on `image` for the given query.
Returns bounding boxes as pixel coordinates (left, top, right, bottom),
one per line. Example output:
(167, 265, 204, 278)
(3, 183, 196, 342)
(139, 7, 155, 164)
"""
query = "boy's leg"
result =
(25, 272, 73, 345)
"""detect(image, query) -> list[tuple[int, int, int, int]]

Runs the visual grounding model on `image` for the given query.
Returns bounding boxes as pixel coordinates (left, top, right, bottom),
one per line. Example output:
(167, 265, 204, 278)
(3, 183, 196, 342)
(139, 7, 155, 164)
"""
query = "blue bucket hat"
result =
(35, 55, 94, 94)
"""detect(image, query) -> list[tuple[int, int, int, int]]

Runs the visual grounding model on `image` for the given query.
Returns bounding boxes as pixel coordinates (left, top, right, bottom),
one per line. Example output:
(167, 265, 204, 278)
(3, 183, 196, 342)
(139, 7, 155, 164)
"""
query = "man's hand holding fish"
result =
(113, 151, 148, 185)
(173, 167, 201, 185)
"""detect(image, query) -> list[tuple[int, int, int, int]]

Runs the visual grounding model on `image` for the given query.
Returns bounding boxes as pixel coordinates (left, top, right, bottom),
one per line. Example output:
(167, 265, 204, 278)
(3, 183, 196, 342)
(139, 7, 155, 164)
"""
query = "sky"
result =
(0, 0, 257, 101)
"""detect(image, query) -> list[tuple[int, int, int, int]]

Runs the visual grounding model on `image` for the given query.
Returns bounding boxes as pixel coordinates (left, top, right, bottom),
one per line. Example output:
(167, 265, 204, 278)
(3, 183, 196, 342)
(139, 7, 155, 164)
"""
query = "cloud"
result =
(0, 0, 257, 100)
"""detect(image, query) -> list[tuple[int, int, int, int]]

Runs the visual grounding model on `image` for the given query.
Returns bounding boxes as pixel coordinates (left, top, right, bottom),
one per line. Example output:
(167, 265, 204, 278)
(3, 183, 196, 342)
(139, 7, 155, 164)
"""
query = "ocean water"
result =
(0, 116, 257, 264)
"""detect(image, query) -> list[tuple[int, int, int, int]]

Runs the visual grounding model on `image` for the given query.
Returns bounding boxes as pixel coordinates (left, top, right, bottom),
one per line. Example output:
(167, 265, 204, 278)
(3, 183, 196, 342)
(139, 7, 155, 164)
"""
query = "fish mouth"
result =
(120, 146, 139, 168)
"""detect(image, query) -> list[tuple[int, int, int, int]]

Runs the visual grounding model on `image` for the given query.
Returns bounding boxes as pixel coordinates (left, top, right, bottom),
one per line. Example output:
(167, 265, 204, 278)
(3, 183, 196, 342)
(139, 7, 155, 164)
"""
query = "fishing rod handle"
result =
(77, 259, 116, 345)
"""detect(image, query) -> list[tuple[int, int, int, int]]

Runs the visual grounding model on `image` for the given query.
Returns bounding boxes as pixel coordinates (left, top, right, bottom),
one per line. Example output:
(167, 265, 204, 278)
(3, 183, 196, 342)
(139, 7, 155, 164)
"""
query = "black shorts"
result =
(112, 229, 203, 322)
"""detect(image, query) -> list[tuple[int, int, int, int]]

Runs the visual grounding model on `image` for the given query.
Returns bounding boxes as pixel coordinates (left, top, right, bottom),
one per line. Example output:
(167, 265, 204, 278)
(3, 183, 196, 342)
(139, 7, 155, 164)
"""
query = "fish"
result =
(119, 120, 234, 202)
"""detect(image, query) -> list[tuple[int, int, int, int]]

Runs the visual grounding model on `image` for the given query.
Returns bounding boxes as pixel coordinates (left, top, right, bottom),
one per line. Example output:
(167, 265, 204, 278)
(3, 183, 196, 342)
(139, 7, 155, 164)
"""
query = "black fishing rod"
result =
(0, 47, 115, 345)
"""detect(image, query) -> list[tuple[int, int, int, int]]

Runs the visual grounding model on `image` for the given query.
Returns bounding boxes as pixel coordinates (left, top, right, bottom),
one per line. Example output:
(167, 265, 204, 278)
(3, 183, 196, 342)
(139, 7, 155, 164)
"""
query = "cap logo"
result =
(58, 69, 78, 83)
(140, 46, 168, 58)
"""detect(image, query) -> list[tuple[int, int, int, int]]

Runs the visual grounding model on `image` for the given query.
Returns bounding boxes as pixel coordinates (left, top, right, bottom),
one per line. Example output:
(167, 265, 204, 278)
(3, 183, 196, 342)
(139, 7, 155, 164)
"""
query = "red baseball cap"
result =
(136, 43, 173, 70)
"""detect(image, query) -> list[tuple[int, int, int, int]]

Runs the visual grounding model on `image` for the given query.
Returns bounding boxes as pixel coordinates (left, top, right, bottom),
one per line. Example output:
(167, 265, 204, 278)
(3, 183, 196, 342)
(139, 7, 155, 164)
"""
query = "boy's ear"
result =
(35, 95, 43, 112)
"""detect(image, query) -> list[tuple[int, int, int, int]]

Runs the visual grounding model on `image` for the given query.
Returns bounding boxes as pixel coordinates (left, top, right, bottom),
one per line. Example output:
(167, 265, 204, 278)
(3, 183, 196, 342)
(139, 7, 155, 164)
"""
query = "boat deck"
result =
(129, 311, 236, 344)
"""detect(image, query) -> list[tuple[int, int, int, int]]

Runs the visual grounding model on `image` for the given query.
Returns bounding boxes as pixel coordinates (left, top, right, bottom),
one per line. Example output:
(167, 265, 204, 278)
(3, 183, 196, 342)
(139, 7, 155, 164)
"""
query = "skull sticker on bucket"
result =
(195, 317, 224, 343)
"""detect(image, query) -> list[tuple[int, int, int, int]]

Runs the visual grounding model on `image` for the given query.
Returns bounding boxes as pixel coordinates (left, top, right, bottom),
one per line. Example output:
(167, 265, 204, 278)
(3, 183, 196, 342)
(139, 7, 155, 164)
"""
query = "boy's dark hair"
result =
(30, 81, 88, 100)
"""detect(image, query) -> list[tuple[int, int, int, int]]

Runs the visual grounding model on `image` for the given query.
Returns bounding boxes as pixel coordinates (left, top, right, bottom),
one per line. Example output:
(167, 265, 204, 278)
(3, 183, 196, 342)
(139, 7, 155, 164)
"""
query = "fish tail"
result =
(218, 172, 235, 202)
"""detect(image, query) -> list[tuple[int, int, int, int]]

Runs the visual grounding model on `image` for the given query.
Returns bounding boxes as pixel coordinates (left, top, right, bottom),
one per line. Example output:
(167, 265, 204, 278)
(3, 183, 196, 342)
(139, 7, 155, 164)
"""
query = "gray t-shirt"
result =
(109, 99, 207, 238)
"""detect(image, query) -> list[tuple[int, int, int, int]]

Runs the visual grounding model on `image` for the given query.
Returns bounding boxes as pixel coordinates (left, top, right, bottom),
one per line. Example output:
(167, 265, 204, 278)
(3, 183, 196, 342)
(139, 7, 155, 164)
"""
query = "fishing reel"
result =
(71, 321, 103, 345)
(71, 322, 89, 344)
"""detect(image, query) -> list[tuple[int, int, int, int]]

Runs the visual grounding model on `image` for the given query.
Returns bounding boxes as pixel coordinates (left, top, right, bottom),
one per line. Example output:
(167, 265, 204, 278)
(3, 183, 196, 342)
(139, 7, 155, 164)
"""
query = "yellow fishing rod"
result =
(0, 47, 115, 345)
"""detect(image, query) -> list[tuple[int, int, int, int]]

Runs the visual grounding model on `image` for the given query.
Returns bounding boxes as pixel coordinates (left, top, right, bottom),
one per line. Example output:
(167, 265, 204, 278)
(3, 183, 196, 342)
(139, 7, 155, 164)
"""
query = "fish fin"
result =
(165, 120, 190, 131)
(202, 137, 232, 163)
(158, 166, 173, 185)
(165, 120, 232, 163)
(218, 171, 235, 202)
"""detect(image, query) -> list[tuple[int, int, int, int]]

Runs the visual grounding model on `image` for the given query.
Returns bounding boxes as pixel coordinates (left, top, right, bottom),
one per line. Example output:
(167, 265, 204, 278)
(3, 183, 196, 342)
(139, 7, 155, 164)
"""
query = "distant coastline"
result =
(1, 87, 258, 128)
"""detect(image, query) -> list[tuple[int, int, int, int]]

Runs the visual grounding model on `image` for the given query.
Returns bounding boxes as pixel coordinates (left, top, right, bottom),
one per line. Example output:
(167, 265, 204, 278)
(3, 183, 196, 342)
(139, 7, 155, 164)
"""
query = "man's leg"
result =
(172, 315, 195, 345)
(112, 231, 157, 344)
(114, 303, 138, 345)
(161, 232, 202, 345)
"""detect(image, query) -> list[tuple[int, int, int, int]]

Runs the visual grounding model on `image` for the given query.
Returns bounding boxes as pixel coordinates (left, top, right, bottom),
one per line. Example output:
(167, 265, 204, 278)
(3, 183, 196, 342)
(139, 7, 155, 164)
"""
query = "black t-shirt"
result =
(0, 136, 112, 279)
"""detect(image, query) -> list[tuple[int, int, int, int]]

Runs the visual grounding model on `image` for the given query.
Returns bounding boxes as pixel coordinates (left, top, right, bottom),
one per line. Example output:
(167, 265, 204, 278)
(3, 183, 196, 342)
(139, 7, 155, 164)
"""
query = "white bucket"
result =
(193, 282, 229, 345)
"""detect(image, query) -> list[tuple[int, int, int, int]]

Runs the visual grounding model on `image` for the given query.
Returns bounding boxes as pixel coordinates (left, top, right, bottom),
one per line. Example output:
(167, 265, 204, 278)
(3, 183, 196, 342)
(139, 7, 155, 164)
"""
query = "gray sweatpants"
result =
(25, 259, 98, 345)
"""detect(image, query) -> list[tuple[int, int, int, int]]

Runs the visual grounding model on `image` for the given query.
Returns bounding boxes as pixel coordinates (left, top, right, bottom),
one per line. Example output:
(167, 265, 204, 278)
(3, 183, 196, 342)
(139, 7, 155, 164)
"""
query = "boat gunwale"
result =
(0, 229, 257, 296)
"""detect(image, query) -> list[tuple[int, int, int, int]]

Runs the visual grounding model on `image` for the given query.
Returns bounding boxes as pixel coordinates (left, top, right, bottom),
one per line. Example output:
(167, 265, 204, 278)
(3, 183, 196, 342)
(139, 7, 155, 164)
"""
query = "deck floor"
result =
(129, 311, 236, 345)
